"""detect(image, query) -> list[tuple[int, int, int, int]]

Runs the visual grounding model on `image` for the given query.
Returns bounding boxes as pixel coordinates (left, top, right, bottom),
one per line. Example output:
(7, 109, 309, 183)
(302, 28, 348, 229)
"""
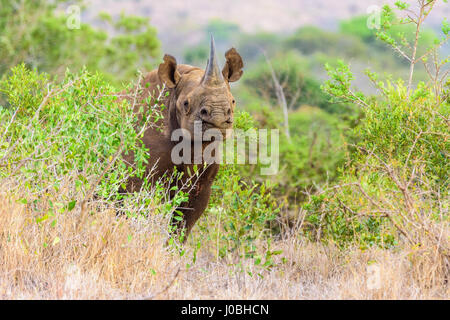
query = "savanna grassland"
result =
(0, 0, 448, 299)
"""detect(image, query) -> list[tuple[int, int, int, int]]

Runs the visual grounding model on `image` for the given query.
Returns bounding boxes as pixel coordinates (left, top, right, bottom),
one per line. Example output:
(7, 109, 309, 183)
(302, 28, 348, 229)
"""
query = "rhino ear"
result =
(222, 48, 244, 83)
(158, 54, 181, 88)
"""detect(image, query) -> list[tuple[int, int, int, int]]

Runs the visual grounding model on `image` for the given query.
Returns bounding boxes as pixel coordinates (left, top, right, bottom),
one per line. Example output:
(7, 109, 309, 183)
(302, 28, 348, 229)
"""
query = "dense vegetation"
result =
(0, 0, 160, 85)
(0, 0, 448, 296)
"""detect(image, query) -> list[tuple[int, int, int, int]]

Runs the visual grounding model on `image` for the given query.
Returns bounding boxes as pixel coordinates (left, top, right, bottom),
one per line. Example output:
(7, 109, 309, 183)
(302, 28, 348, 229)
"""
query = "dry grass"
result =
(1, 193, 448, 300)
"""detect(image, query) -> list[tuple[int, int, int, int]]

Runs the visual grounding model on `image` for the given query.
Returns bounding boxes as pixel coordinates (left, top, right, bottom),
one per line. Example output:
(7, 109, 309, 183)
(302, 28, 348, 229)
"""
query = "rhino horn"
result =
(201, 35, 224, 86)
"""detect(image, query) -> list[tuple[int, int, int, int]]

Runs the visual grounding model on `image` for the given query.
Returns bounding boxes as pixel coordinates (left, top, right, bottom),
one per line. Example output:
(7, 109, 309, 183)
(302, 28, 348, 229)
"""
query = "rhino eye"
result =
(232, 99, 236, 104)
(183, 100, 189, 110)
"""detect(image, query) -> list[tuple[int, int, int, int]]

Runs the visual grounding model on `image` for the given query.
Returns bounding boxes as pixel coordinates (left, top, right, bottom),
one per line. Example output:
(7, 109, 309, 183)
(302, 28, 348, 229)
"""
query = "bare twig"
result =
(261, 50, 291, 142)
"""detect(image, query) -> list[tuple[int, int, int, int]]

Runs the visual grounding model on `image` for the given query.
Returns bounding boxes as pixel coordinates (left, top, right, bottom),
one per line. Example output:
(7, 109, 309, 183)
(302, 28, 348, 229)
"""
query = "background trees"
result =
(0, 0, 160, 85)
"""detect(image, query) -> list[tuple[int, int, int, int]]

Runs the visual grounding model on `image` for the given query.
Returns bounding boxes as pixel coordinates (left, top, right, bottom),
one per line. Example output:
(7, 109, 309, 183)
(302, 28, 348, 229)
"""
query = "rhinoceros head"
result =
(157, 36, 244, 140)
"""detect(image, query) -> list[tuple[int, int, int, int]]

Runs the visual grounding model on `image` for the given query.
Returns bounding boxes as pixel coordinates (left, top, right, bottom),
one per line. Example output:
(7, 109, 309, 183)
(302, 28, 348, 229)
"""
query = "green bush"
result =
(201, 166, 280, 261)
(304, 77, 448, 248)
(242, 52, 336, 113)
(0, 65, 159, 212)
(304, 1, 449, 252)
(282, 107, 348, 189)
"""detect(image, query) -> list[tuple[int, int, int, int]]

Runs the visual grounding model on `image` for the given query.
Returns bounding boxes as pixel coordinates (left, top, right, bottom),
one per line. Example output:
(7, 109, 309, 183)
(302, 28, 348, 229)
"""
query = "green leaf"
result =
(67, 200, 76, 211)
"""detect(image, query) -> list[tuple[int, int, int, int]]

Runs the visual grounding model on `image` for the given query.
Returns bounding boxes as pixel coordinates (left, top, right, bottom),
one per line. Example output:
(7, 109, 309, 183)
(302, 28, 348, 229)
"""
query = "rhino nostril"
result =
(200, 108, 208, 117)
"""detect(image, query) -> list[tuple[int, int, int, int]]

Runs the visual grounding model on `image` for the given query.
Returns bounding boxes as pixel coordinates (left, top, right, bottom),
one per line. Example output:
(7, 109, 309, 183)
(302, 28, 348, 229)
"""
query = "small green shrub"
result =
(198, 164, 281, 267)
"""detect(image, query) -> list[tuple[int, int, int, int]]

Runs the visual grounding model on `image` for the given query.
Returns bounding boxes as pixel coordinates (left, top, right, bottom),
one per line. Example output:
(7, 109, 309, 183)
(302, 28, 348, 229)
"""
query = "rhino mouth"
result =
(198, 120, 232, 140)
(202, 120, 232, 129)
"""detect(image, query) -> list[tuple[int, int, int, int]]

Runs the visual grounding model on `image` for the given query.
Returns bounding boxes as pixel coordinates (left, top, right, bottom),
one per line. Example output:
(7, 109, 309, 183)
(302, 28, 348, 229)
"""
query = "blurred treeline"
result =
(0, 0, 160, 84)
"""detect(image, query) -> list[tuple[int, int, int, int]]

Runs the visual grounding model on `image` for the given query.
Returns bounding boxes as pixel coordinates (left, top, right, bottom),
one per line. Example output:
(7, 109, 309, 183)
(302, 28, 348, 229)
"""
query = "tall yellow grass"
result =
(1, 193, 447, 299)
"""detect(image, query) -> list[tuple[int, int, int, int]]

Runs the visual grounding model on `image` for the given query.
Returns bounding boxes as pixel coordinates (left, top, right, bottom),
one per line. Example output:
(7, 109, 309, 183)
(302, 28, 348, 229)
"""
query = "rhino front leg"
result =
(169, 165, 219, 243)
